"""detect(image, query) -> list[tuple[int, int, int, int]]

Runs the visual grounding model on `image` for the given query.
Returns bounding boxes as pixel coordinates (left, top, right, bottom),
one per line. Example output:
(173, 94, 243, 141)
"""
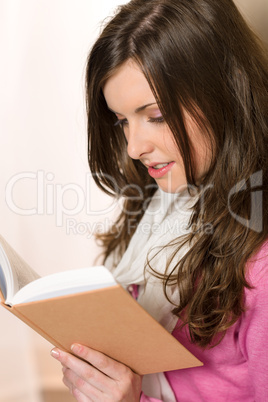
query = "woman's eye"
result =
(114, 118, 128, 127)
(113, 115, 164, 127)
(148, 116, 165, 124)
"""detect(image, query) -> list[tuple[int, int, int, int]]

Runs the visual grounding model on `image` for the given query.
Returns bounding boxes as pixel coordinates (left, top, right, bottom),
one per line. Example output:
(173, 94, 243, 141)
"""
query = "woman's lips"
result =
(148, 162, 175, 179)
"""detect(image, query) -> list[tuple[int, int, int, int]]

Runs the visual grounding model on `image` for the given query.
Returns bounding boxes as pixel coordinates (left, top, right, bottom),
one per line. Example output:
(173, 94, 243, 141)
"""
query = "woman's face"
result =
(103, 60, 211, 193)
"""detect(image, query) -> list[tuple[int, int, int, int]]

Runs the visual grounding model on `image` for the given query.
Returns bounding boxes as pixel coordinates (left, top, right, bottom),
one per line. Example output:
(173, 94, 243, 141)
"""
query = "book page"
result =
(11, 265, 116, 305)
(0, 249, 8, 299)
(0, 235, 40, 301)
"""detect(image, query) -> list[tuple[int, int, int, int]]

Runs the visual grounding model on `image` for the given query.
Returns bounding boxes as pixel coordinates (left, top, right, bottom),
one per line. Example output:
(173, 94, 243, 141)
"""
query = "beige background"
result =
(0, 0, 267, 401)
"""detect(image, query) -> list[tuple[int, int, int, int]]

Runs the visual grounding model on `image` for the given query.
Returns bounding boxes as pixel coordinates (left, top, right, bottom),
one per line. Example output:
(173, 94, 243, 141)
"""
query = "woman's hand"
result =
(51, 344, 142, 401)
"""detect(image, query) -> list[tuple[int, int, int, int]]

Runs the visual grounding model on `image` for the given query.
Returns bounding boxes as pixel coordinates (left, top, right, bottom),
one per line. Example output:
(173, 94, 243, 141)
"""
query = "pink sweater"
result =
(141, 241, 268, 401)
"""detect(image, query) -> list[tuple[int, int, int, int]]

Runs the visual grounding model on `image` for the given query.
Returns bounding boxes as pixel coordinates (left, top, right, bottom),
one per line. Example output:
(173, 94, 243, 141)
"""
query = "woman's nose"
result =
(126, 124, 154, 160)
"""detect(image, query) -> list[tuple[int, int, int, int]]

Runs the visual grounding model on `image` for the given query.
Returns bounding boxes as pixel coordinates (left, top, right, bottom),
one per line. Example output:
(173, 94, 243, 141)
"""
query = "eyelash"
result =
(114, 116, 164, 127)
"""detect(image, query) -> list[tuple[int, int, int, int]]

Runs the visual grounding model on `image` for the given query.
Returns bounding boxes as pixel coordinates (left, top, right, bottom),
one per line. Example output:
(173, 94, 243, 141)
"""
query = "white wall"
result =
(0, 1, 127, 400)
(235, 0, 268, 45)
(0, 0, 267, 401)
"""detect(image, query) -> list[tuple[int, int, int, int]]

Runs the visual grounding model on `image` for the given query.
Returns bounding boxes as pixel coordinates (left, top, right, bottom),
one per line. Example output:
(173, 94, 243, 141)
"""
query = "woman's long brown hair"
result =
(85, 0, 268, 347)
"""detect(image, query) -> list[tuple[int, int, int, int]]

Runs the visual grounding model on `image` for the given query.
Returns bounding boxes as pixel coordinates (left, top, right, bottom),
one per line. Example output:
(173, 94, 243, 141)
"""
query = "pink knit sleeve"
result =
(240, 243, 268, 401)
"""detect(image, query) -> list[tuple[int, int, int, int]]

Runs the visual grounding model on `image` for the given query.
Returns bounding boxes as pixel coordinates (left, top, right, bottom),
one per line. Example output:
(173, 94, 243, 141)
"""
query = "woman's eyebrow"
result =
(135, 102, 157, 113)
(108, 102, 157, 114)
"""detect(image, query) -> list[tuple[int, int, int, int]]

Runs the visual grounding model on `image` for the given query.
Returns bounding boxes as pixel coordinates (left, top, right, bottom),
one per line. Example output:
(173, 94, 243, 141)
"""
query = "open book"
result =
(0, 234, 202, 375)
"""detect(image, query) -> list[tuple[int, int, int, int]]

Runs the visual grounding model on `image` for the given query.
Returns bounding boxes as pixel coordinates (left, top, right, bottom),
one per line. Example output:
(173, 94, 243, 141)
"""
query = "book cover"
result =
(0, 235, 202, 375)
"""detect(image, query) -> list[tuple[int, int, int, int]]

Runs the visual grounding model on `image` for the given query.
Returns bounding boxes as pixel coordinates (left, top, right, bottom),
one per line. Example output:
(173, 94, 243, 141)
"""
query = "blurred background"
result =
(0, 0, 267, 401)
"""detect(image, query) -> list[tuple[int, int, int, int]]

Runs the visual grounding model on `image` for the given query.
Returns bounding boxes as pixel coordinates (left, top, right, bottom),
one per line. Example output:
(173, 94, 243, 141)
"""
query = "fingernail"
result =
(71, 343, 82, 354)
(50, 349, 60, 359)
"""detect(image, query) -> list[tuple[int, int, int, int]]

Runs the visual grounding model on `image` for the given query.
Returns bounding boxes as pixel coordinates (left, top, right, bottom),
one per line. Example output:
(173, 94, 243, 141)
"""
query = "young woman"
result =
(50, 0, 268, 400)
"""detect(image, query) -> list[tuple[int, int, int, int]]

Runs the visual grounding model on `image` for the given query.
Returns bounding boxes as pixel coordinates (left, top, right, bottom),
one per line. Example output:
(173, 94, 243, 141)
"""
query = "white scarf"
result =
(106, 189, 196, 400)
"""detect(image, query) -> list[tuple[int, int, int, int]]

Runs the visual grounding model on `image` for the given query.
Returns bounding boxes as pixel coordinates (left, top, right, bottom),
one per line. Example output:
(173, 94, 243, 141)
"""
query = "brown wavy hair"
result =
(85, 0, 268, 347)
